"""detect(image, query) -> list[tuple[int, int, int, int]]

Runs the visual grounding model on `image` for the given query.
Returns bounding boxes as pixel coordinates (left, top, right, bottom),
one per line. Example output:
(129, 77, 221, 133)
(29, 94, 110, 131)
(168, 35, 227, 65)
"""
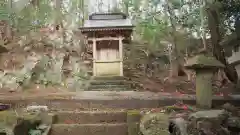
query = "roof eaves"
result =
(89, 12, 127, 20)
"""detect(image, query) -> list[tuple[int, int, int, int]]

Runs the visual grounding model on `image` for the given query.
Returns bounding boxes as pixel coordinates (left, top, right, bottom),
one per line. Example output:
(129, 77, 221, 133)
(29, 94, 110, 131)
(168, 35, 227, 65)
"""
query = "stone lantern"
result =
(184, 54, 225, 109)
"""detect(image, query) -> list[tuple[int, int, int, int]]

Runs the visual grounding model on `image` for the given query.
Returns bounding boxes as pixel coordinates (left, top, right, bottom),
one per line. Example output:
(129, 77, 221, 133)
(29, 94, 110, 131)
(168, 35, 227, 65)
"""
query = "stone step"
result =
(93, 76, 126, 81)
(3, 91, 240, 110)
(86, 87, 132, 91)
(50, 123, 128, 135)
(90, 80, 129, 85)
(88, 84, 131, 90)
(55, 111, 127, 124)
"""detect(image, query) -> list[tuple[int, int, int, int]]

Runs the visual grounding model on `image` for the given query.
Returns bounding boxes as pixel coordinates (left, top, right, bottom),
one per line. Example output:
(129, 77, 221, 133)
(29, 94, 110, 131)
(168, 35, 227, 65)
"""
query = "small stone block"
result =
(127, 110, 141, 135)
(39, 113, 57, 124)
(127, 110, 141, 123)
(189, 110, 225, 120)
(128, 123, 141, 135)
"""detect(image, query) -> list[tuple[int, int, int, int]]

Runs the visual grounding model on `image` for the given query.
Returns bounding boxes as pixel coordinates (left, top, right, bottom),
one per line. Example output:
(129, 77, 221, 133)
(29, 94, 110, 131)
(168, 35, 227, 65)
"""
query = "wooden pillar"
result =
(92, 38, 97, 76)
(119, 36, 123, 76)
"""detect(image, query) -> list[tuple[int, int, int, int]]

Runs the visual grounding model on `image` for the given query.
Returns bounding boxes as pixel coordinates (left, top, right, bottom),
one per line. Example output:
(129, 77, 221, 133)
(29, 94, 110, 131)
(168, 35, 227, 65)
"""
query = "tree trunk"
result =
(6, 24, 12, 41)
(200, 0, 207, 51)
(53, 0, 66, 44)
(202, 32, 207, 50)
(165, 1, 181, 78)
(7, 0, 13, 40)
(31, 0, 39, 8)
(54, 0, 62, 30)
(206, 7, 238, 84)
(0, 20, 11, 43)
(80, 0, 85, 26)
(124, 1, 129, 16)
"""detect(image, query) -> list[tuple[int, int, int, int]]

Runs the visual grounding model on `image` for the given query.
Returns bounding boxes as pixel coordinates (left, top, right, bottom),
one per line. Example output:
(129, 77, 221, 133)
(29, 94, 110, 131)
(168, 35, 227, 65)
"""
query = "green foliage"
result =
(29, 129, 42, 135)
(65, 57, 90, 91)
(218, 0, 240, 34)
(170, 0, 182, 9)
(0, 0, 9, 21)
(130, 0, 203, 60)
(14, 0, 53, 33)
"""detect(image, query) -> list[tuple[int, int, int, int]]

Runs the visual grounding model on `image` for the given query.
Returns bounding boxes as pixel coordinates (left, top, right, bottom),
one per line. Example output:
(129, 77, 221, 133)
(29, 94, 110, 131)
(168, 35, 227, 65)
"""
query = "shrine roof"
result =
(79, 13, 134, 32)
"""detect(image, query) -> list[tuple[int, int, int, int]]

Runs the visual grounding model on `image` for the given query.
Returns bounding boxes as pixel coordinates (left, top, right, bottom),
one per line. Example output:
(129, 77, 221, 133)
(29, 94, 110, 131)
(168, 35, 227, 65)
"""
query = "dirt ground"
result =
(137, 76, 240, 96)
(0, 85, 74, 100)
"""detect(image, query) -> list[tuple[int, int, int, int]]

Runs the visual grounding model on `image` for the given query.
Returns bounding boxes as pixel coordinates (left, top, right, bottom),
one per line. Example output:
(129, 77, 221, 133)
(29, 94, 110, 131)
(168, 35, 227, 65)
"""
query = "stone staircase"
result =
(86, 76, 133, 91)
(50, 110, 141, 135)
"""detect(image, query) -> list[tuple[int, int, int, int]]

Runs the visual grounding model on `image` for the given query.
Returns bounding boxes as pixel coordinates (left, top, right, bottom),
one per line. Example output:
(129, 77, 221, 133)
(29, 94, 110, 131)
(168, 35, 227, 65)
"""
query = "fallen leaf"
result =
(64, 120, 75, 124)
(181, 105, 188, 110)
(216, 92, 223, 96)
(151, 108, 161, 113)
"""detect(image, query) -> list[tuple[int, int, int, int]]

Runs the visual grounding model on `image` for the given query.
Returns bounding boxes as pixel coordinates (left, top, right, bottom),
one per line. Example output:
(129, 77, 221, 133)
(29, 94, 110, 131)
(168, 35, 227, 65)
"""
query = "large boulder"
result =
(169, 108, 240, 135)
(0, 110, 54, 135)
(140, 113, 170, 135)
(140, 105, 240, 135)
(13, 117, 41, 135)
(188, 110, 228, 127)
(227, 117, 240, 133)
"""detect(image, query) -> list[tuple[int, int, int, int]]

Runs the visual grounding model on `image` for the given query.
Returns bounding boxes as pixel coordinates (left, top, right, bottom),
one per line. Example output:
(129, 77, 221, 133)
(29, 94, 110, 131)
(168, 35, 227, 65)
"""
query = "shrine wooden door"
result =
(95, 40, 121, 76)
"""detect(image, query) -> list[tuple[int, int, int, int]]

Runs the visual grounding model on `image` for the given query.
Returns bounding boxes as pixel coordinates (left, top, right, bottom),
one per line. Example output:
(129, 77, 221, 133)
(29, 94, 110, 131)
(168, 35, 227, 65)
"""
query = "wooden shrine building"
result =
(79, 13, 134, 77)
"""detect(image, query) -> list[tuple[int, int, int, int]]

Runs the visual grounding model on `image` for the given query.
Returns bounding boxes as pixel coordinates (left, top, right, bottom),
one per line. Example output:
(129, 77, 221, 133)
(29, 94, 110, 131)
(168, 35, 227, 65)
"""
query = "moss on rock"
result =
(0, 110, 43, 135)
(140, 113, 169, 135)
(0, 111, 17, 126)
(127, 110, 141, 123)
(127, 110, 142, 135)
